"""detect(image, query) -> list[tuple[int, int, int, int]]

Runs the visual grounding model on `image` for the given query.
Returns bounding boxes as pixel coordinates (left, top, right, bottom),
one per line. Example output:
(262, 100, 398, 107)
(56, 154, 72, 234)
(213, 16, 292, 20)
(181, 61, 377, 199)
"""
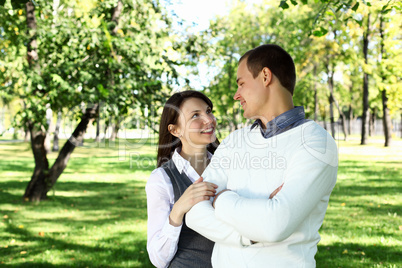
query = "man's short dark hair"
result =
(239, 44, 296, 95)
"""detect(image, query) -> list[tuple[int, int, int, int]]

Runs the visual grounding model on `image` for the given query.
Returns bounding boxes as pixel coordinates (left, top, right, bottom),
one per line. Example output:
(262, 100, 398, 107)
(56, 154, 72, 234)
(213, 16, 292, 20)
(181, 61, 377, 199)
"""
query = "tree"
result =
(376, 8, 402, 146)
(280, 0, 401, 145)
(0, 0, 182, 201)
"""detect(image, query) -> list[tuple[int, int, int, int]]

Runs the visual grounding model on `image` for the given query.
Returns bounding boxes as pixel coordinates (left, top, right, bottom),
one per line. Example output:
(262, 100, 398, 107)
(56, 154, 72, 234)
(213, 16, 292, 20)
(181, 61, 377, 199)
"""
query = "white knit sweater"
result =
(186, 121, 338, 268)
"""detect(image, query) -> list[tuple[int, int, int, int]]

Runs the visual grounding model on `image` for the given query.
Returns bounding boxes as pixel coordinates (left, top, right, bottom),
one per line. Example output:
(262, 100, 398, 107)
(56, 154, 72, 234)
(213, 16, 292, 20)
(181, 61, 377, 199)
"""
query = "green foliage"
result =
(0, 0, 184, 134)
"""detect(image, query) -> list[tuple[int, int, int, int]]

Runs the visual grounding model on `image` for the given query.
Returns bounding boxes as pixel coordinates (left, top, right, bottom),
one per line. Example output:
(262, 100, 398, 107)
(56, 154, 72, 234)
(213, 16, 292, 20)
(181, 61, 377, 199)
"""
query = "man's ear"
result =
(261, 67, 272, 87)
(168, 124, 181, 138)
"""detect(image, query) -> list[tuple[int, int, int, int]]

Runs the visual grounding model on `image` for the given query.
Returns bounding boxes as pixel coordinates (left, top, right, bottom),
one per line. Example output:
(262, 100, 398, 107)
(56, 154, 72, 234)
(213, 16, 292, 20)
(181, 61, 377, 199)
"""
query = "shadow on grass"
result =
(0, 179, 153, 267)
(1, 221, 151, 267)
(314, 157, 402, 267)
(0, 160, 34, 173)
(316, 242, 401, 268)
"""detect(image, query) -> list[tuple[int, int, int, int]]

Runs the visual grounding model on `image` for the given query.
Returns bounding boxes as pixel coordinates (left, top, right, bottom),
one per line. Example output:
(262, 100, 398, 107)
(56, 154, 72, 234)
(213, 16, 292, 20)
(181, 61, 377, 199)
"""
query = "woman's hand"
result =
(169, 177, 218, 226)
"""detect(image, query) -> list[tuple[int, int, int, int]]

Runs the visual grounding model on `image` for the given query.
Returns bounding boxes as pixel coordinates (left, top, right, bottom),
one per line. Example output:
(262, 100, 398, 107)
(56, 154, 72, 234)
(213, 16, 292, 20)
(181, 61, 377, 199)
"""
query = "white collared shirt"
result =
(145, 148, 212, 268)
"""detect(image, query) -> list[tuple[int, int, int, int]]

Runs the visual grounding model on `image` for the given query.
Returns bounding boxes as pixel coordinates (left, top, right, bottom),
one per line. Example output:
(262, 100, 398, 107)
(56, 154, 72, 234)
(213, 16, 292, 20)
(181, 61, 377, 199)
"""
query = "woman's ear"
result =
(168, 124, 181, 138)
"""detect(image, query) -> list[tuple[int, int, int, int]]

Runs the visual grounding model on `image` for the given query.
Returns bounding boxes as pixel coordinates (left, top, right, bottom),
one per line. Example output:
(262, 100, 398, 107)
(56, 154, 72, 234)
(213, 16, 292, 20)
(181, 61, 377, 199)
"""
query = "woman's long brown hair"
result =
(156, 90, 219, 167)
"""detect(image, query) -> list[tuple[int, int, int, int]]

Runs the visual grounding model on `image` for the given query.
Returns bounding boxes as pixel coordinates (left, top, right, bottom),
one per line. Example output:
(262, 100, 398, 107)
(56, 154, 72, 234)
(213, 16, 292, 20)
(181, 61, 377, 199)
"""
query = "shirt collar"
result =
(171, 147, 213, 174)
(250, 106, 306, 134)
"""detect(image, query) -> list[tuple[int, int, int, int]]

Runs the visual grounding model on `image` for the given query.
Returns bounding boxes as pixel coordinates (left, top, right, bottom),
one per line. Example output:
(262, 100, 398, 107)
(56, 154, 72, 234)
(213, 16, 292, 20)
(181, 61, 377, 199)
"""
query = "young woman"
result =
(146, 90, 219, 268)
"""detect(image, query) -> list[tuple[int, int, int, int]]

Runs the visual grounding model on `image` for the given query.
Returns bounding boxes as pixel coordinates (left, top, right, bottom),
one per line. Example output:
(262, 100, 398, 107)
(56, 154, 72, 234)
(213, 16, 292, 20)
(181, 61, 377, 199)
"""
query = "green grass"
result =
(0, 139, 157, 267)
(316, 136, 402, 268)
(0, 136, 401, 267)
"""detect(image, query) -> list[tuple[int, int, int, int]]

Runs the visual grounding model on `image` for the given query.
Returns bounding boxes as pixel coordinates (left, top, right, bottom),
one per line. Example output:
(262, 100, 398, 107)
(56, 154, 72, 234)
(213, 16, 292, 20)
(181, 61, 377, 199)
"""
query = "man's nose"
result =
(233, 89, 240, 100)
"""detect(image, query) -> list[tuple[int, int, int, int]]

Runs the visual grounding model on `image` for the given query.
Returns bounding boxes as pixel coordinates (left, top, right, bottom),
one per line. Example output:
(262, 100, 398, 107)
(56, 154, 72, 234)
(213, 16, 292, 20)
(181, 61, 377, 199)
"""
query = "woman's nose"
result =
(203, 114, 213, 124)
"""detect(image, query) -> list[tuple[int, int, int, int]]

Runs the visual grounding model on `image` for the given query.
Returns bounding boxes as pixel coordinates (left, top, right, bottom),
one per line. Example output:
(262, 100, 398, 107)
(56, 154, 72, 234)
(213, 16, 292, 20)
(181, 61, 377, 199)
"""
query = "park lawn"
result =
(0, 136, 401, 267)
(0, 138, 157, 267)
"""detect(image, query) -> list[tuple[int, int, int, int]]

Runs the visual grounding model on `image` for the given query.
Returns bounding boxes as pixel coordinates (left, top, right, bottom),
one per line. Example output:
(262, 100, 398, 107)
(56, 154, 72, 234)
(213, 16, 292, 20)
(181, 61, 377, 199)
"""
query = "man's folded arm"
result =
(186, 200, 246, 246)
(214, 136, 338, 243)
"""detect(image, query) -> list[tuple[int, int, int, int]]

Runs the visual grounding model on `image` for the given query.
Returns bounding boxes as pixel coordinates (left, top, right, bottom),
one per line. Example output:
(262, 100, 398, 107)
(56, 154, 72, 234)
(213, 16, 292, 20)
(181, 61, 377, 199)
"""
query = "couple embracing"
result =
(146, 44, 338, 268)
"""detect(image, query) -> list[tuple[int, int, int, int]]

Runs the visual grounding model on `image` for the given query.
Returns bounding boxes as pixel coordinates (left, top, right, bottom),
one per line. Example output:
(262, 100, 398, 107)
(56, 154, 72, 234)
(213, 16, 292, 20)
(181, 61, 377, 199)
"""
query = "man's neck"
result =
(259, 84, 294, 128)
(260, 101, 294, 128)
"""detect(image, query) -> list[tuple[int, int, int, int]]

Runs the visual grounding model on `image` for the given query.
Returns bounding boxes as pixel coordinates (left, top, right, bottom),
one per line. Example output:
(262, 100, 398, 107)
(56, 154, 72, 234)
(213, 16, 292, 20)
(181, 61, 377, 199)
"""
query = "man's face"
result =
(234, 59, 268, 120)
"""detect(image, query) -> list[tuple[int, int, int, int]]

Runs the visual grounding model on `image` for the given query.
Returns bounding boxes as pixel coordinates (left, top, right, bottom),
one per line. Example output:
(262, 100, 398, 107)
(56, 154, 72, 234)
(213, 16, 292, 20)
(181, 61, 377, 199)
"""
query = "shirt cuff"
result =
(161, 216, 182, 239)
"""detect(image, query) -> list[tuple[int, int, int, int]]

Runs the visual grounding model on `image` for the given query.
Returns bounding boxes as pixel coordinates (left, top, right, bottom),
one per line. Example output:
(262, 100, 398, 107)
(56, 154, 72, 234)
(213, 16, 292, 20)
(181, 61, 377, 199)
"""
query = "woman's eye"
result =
(192, 113, 199, 118)
(206, 108, 212, 114)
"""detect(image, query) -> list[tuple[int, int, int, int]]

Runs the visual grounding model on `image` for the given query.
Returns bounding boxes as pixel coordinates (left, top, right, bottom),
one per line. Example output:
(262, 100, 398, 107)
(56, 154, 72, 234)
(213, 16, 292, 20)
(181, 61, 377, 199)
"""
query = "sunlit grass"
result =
(316, 137, 401, 268)
(0, 139, 154, 267)
(0, 136, 401, 267)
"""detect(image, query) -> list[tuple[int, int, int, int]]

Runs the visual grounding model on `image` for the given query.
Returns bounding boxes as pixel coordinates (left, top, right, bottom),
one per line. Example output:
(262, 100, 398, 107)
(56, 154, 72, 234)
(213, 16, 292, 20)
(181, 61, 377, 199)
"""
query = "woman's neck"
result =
(179, 145, 209, 176)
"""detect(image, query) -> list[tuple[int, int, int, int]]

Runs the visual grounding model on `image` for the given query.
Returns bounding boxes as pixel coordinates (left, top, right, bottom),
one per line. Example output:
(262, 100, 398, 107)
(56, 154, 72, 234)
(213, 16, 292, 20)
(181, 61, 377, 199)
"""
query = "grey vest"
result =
(162, 160, 214, 268)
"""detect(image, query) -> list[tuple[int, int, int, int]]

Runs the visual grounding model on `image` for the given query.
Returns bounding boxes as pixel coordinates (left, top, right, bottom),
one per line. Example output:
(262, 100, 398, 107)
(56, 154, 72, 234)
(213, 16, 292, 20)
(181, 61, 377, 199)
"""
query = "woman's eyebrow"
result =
(186, 106, 210, 115)
(187, 109, 201, 115)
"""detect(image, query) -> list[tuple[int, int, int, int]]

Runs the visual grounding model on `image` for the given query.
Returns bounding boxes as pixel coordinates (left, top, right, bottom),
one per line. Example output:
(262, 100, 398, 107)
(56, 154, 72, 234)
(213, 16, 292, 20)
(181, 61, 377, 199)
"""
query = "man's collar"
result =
(250, 106, 306, 133)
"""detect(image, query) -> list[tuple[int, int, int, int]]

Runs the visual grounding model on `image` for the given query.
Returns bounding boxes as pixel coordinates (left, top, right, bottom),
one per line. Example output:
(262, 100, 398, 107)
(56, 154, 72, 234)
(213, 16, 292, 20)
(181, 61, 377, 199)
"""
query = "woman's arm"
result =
(146, 170, 218, 268)
(146, 169, 181, 268)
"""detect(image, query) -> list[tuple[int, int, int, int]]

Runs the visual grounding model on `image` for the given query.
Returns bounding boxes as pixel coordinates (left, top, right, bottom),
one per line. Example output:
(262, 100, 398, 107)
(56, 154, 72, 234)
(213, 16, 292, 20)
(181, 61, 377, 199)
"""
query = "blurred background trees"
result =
(0, 0, 401, 201)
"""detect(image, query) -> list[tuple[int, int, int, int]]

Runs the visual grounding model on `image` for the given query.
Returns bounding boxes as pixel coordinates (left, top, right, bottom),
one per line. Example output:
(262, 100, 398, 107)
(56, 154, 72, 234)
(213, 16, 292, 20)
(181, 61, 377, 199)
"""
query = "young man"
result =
(186, 44, 338, 267)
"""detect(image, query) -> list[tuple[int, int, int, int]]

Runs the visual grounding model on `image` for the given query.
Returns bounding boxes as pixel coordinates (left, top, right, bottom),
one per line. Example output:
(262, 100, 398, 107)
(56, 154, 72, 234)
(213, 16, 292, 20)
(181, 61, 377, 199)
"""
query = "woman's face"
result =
(175, 97, 216, 148)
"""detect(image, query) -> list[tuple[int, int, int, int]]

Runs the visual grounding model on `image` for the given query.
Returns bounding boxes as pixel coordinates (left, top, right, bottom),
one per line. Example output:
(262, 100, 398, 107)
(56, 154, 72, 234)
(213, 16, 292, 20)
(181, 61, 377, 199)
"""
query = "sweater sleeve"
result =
(186, 138, 245, 246)
(214, 128, 338, 243)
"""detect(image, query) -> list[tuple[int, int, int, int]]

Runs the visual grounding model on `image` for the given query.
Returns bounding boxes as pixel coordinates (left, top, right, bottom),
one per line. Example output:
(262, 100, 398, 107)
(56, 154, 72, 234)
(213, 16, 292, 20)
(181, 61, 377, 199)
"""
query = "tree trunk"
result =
(110, 120, 117, 141)
(381, 91, 392, 146)
(110, 119, 120, 141)
(104, 122, 109, 140)
(111, 1, 124, 35)
(329, 95, 335, 139)
(95, 104, 100, 142)
(45, 107, 52, 153)
(348, 105, 353, 136)
(326, 63, 347, 141)
(313, 64, 318, 122)
(24, 126, 49, 201)
(52, 111, 62, 152)
(361, 13, 371, 145)
(348, 84, 354, 135)
(379, 14, 392, 147)
(26, 2, 38, 66)
(369, 109, 375, 137)
(24, 126, 30, 142)
(106, 0, 123, 142)
(24, 104, 98, 201)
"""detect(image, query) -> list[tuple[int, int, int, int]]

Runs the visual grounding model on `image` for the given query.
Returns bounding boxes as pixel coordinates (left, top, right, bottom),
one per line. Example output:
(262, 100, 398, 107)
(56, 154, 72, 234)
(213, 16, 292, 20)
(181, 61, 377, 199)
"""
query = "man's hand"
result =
(212, 189, 231, 208)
